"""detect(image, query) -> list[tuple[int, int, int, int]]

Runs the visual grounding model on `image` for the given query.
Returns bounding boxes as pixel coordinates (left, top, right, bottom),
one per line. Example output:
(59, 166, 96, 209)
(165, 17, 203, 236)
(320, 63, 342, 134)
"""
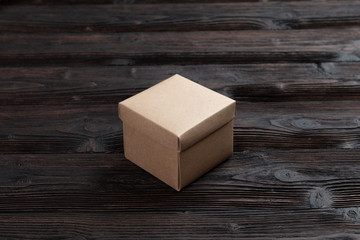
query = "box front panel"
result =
(180, 120, 233, 190)
(123, 123, 179, 190)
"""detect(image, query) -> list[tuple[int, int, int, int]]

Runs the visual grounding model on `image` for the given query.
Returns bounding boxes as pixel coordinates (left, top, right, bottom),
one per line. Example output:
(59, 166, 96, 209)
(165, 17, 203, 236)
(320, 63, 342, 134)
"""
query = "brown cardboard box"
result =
(118, 74, 236, 191)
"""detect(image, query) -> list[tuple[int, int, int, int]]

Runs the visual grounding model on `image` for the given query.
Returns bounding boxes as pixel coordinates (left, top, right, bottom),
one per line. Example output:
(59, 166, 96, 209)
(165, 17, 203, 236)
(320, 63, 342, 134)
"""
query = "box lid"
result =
(118, 74, 236, 152)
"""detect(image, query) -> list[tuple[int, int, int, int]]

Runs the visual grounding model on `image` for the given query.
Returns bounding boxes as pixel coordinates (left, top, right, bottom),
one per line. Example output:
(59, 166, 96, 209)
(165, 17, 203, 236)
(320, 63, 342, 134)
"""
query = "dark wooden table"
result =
(1, 0, 360, 239)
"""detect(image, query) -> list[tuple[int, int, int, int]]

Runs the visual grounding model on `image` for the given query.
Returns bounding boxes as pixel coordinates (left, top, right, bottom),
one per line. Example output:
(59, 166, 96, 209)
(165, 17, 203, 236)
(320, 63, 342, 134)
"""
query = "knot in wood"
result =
(309, 187, 333, 209)
(274, 169, 299, 182)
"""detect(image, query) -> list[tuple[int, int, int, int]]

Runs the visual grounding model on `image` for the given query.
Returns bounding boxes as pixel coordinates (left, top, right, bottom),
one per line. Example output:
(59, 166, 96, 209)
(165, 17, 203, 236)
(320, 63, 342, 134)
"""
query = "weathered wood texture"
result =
(0, 0, 355, 5)
(1, 63, 360, 106)
(0, 151, 360, 239)
(2, 101, 360, 153)
(1, 29, 360, 65)
(1, 0, 360, 239)
(0, 211, 357, 240)
(1, 2, 360, 32)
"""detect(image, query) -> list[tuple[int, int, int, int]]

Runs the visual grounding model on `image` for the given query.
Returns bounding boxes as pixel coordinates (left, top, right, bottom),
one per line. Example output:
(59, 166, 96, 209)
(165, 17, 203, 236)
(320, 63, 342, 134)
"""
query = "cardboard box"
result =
(118, 74, 236, 191)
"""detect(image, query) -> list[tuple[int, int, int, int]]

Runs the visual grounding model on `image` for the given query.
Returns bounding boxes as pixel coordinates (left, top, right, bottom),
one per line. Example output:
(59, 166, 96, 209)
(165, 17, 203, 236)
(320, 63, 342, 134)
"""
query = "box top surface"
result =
(119, 74, 235, 151)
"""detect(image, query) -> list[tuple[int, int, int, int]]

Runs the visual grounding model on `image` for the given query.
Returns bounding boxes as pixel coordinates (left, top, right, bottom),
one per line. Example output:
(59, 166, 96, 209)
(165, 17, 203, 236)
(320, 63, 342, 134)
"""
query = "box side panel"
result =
(123, 123, 179, 190)
(179, 120, 233, 190)
(179, 101, 235, 151)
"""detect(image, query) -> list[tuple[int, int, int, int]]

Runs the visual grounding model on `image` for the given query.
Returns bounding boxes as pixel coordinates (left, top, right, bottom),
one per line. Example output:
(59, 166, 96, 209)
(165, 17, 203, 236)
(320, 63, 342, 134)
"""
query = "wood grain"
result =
(234, 101, 360, 149)
(0, 104, 121, 153)
(1, 63, 360, 106)
(0, 29, 360, 66)
(0, 211, 358, 239)
(0, 150, 359, 239)
(0, 150, 360, 211)
(1, 2, 360, 32)
(2, 101, 360, 153)
(0, 0, 295, 5)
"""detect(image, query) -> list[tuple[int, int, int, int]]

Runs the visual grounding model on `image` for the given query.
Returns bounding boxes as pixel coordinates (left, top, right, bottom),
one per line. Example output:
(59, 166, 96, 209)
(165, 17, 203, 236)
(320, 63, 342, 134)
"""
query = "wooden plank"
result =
(1, 2, 360, 32)
(1, 101, 360, 153)
(0, 104, 122, 153)
(0, 63, 360, 106)
(0, 0, 116, 4)
(0, 29, 359, 65)
(0, 0, 276, 5)
(234, 101, 360, 149)
(0, 210, 359, 239)
(0, 150, 360, 211)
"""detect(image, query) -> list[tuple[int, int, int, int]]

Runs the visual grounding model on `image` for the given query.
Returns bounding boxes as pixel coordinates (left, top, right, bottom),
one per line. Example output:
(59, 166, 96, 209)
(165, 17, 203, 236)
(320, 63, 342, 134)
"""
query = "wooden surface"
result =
(1, 0, 360, 239)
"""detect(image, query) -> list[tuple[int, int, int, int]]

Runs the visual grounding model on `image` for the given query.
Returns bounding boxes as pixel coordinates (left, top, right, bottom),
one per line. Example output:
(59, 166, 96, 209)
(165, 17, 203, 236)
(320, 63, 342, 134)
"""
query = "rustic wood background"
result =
(1, 0, 360, 239)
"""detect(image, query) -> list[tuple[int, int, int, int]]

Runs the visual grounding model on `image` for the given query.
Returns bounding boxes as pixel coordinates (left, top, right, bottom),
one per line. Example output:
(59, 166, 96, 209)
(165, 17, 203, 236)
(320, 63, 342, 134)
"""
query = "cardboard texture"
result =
(118, 74, 236, 191)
